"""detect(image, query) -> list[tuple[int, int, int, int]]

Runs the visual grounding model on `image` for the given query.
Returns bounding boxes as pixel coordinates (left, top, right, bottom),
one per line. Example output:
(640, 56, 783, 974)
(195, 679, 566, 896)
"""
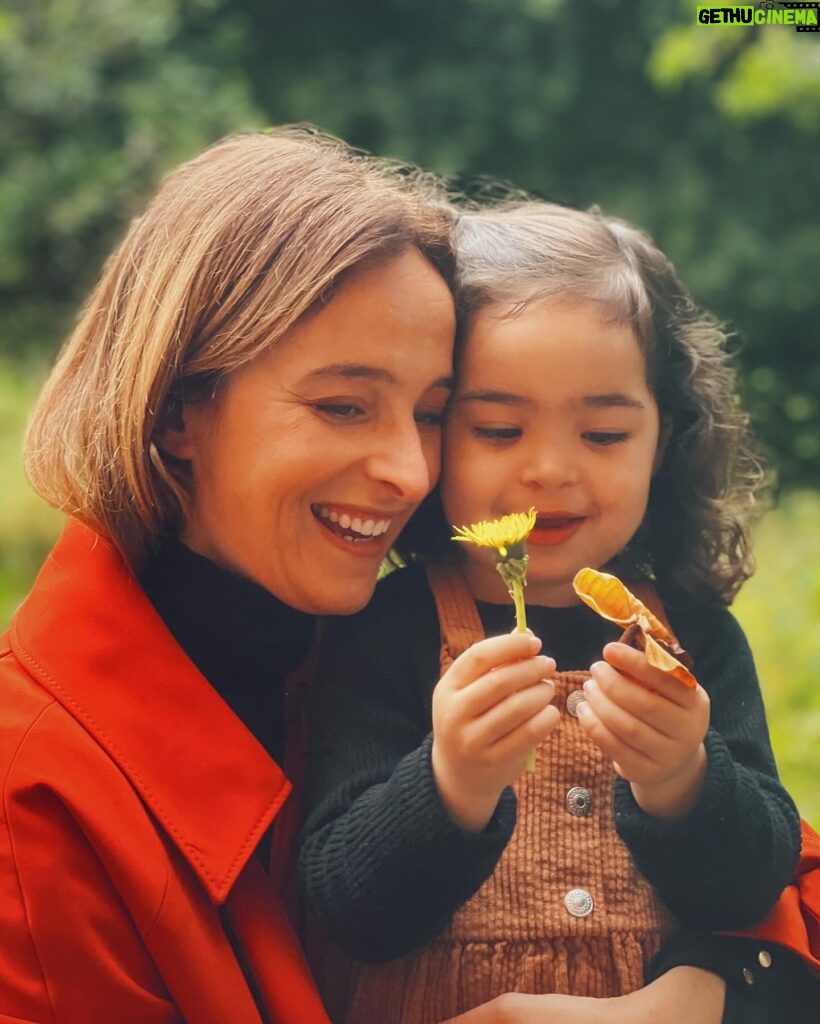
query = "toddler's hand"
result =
(431, 633, 559, 831)
(577, 641, 710, 820)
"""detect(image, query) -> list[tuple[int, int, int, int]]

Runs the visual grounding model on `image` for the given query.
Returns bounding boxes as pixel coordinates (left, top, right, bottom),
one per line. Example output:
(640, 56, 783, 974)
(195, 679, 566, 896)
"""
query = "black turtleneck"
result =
(140, 539, 315, 767)
(475, 599, 621, 671)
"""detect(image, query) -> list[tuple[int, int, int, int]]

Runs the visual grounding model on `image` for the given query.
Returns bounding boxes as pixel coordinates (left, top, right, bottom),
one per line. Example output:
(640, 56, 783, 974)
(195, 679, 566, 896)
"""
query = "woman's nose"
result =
(367, 423, 437, 503)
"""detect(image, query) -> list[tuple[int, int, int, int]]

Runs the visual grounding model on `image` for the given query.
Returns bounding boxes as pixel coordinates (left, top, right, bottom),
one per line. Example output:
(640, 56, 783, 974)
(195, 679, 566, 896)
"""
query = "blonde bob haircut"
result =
(25, 127, 454, 566)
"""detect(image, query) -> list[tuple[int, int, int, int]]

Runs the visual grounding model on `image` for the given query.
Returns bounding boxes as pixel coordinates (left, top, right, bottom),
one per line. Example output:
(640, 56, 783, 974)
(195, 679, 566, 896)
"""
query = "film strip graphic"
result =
(761, 1, 820, 30)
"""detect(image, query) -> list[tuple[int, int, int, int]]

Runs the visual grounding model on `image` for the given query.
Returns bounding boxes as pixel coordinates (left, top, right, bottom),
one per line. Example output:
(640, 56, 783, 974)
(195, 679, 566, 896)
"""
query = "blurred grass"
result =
(733, 490, 820, 828)
(1, 358, 818, 827)
(0, 360, 63, 622)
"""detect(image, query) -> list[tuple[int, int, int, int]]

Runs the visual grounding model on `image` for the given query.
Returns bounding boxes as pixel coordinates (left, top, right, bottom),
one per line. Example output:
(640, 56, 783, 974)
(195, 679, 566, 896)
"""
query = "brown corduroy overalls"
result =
(314, 563, 678, 1024)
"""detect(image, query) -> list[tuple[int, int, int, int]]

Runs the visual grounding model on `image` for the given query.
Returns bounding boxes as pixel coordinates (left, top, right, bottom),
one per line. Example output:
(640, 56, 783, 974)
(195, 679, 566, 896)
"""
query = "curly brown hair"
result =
(397, 200, 763, 605)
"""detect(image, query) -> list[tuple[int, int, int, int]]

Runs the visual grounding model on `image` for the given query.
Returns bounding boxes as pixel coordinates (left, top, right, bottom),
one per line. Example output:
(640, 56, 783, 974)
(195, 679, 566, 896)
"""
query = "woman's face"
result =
(166, 249, 455, 614)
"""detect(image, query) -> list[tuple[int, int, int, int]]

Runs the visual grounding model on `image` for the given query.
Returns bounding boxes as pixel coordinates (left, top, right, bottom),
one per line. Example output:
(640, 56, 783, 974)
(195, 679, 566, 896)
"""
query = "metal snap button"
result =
(566, 689, 587, 717)
(758, 950, 772, 968)
(742, 968, 755, 985)
(564, 888, 594, 918)
(566, 786, 593, 817)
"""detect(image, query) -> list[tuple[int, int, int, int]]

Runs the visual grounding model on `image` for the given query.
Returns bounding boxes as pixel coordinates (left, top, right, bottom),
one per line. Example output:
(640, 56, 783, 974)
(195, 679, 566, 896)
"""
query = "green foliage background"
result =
(3, 0, 819, 481)
(0, 0, 818, 821)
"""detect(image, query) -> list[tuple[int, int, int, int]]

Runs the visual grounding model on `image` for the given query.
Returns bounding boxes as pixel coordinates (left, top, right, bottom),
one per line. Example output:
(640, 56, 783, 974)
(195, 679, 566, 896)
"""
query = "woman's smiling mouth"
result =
(312, 503, 393, 544)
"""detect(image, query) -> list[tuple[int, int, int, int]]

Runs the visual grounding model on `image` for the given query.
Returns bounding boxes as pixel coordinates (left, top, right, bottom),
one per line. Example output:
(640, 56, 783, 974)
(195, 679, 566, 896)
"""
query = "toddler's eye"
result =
(415, 410, 445, 428)
(474, 426, 522, 442)
(584, 431, 629, 446)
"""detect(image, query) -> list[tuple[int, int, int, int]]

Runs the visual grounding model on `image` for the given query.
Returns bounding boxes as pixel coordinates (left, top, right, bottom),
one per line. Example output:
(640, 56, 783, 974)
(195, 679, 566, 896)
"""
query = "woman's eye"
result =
(584, 431, 629, 446)
(313, 402, 365, 420)
(473, 426, 522, 442)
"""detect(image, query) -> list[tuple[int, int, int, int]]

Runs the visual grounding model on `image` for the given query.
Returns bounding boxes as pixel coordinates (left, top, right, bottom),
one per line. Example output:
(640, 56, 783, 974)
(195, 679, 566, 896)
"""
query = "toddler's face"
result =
(442, 296, 663, 607)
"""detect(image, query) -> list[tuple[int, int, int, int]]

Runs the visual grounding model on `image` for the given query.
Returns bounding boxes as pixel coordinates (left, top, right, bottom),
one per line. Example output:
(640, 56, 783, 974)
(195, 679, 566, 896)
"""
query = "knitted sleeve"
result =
(299, 566, 516, 963)
(647, 933, 820, 1024)
(614, 601, 801, 930)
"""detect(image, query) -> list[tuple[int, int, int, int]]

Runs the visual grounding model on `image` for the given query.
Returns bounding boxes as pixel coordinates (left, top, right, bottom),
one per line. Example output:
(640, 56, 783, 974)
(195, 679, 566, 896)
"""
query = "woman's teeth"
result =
(314, 504, 391, 542)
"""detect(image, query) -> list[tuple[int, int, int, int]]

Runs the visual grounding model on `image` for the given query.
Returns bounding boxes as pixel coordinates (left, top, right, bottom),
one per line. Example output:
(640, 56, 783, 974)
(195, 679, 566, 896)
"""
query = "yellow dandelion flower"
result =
(452, 507, 539, 771)
(451, 507, 536, 627)
(451, 508, 537, 559)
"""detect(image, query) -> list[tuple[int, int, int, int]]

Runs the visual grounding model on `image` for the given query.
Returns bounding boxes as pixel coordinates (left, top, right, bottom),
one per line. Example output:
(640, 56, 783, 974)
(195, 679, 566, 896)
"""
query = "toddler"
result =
(299, 201, 801, 1023)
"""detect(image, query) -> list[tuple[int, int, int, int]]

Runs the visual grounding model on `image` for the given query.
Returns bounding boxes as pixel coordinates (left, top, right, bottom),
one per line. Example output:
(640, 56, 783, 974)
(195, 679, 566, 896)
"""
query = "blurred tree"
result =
(650, 0, 820, 128)
(0, 0, 260, 356)
(1, 0, 817, 484)
(237, 0, 820, 485)
(645, 0, 820, 482)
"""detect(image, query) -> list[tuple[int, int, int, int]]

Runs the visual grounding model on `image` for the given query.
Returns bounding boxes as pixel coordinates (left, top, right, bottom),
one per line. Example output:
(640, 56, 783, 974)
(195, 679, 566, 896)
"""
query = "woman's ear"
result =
(153, 401, 199, 461)
(154, 372, 221, 460)
(652, 417, 672, 475)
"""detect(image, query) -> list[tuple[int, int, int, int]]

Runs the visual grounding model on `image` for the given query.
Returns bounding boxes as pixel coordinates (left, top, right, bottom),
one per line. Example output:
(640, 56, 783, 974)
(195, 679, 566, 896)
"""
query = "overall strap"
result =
(426, 566, 686, 669)
(628, 581, 679, 644)
(425, 563, 485, 670)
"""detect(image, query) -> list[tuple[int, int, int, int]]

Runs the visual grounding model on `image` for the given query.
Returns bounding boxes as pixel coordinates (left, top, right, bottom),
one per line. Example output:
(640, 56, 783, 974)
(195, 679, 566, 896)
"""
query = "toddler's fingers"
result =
(575, 699, 655, 780)
(486, 702, 561, 764)
(445, 632, 543, 691)
(457, 655, 556, 718)
(580, 676, 674, 762)
(602, 642, 700, 707)
(466, 678, 556, 746)
(588, 661, 684, 737)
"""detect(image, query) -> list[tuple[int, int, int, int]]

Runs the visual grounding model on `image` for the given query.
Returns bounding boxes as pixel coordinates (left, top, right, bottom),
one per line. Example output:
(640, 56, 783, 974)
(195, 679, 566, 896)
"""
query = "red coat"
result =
(728, 817, 820, 970)
(0, 519, 331, 1024)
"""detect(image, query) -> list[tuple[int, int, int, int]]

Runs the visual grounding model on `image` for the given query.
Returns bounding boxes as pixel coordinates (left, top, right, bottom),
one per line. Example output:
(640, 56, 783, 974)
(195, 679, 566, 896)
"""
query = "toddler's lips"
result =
(529, 515, 584, 547)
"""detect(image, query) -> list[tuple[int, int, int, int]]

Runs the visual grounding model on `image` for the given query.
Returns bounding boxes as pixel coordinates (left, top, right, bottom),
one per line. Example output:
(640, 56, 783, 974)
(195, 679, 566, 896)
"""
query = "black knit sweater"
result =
(140, 538, 315, 769)
(301, 563, 815, 1022)
(134, 546, 815, 1021)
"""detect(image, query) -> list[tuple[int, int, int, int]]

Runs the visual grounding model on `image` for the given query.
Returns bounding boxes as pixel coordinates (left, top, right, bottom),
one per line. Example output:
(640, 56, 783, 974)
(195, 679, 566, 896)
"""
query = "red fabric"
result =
(635, 582, 820, 971)
(0, 519, 330, 1024)
(726, 818, 820, 969)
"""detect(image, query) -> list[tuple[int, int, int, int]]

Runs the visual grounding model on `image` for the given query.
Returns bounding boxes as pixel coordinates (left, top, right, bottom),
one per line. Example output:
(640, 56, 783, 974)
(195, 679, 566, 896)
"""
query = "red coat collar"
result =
(9, 518, 292, 904)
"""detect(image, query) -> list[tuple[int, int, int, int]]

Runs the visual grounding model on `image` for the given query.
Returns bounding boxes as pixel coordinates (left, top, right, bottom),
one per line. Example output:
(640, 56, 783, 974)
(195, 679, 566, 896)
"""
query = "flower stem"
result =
(511, 580, 528, 634)
(497, 568, 536, 772)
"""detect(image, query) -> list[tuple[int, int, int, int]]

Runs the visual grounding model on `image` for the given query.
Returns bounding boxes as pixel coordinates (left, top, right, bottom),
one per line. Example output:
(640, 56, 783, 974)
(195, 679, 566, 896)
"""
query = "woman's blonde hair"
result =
(399, 200, 763, 604)
(25, 127, 454, 565)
